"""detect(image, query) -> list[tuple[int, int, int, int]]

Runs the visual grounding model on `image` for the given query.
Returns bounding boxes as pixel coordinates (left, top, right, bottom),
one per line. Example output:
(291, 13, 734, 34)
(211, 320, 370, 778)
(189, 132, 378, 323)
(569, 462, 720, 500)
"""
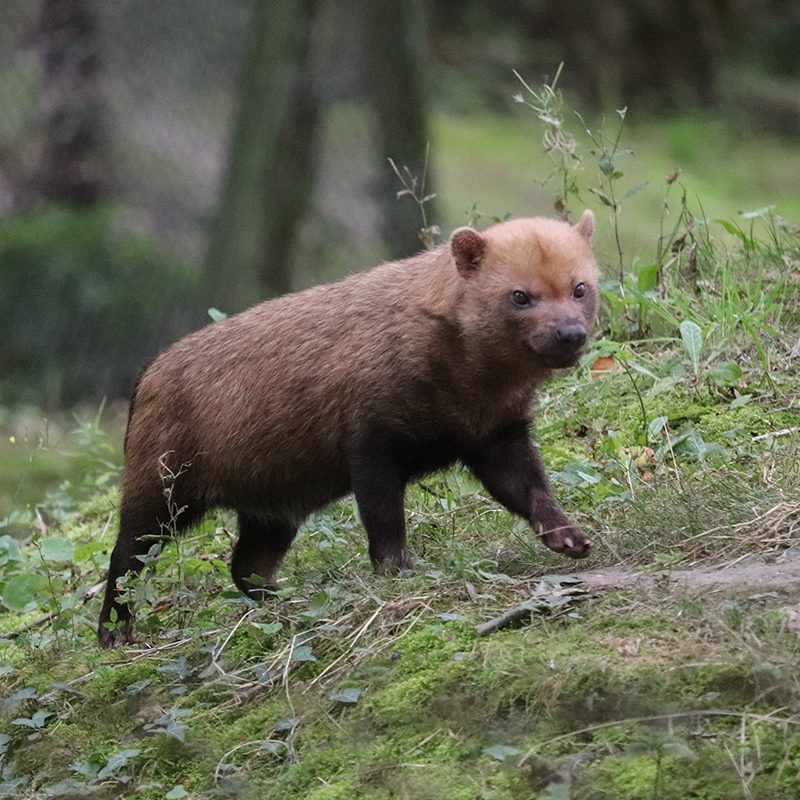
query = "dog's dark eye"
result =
(512, 290, 530, 306)
(573, 282, 587, 299)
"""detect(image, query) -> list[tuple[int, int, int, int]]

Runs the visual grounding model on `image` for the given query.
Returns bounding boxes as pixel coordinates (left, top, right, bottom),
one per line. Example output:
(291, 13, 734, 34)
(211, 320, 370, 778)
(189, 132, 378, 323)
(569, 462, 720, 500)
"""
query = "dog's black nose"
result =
(555, 322, 587, 349)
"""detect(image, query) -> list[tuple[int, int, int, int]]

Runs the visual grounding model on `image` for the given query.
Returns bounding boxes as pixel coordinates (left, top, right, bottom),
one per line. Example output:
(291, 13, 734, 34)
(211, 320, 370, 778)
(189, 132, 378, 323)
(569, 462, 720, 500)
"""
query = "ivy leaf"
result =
(3, 687, 38, 709)
(123, 678, 153, 696)
(302, 591, 330, 619)
(290, 645, 316, 663)
(329, 688, 362, 704)
(96, 748, 142, 780)
(482, 744, 520, 761)
(252, 621, 283, 635)
(647, 415, 669, 442)
(31, 710, 54, 728)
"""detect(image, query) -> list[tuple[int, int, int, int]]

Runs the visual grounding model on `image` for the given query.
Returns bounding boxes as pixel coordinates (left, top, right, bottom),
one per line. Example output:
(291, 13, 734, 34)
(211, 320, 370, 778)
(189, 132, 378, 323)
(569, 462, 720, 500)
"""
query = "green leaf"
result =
(290, 645, 316, 663)
(627, 359, 659, 379)
(40, 536, 75, 563)
(637, 263, 659, 293)
(730, 393, 752, 409)
(11, 717, 39, 729)
(0, 535, 22, 563)
(73, 541, 108, 563)
(679, 320, 703, 376)
(1, 572, 49, 611)
(31, 710, 54, 728)
(96, 748, 142, 780)
(483, 744, 520, 761)
(588, 187, 614, 207)
(253, 621, 283, 635)
(739, 205, 775, 219)
(716, 219, 748, 243)
(708, 361, 742, 387)
(302, 591, 330, 619)
(208, 307, 228, 322)
(622, 181, 648, 203)
(598, 154, 615, 176)
(329, 687, 362, 704)
(647, 416, 668, 442)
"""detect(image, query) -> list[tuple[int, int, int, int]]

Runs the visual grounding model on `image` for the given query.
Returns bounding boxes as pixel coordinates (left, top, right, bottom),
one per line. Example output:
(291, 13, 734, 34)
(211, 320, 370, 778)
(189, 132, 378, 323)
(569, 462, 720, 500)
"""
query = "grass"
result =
(434, 107, 800, 260)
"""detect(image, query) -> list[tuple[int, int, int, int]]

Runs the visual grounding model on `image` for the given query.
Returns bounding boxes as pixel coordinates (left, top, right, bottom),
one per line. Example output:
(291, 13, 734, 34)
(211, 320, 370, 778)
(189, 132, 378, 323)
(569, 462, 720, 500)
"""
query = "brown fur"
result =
(98, 212, 600, 646)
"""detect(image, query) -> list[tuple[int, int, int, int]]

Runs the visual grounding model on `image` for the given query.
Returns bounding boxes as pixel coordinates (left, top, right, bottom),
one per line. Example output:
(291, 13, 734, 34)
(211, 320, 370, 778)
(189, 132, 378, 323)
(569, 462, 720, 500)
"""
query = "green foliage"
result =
(0, 206, 197, 406)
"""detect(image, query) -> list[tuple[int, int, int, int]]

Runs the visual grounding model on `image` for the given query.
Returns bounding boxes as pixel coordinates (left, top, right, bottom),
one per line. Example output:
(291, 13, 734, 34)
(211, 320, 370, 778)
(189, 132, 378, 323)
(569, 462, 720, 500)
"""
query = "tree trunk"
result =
(24, 0, 107, 208)
(363, 0, 435, 259)
(204, 0, 320, 315)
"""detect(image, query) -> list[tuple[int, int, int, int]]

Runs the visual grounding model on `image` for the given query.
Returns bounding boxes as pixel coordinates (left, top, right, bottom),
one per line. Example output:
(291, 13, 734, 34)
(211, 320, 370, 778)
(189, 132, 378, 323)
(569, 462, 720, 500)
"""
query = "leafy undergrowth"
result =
(1, 215, 800, 797)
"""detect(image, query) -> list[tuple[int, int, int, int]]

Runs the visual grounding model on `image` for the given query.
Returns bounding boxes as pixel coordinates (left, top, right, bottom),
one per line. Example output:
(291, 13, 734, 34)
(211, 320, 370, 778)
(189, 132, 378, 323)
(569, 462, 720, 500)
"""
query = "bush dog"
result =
(98, 211, 598, 646)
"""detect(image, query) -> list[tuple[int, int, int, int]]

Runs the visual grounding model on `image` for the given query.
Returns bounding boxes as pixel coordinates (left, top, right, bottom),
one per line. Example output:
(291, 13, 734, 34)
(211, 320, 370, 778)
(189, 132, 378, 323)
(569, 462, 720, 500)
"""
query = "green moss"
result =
(304, 781, 364, 800)
(577, 754, 659, 800)
(366, 661, 465, 726)
(199, 697, 287, 752)
(271, 743, 356, 797)
(84, 659, 161, 700)
(695, 404, 799, 443)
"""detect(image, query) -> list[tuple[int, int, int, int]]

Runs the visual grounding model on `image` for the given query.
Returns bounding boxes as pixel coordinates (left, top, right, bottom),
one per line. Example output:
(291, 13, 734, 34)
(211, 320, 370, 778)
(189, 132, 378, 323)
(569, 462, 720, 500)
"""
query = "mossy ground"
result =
(2, 350, 798, 798)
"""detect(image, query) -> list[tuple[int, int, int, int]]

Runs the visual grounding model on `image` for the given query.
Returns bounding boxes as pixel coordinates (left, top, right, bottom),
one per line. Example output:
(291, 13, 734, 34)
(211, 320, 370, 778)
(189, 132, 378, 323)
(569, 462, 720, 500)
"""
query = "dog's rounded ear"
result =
(574, 209, 595, 242)
(450, 227, 486, 277)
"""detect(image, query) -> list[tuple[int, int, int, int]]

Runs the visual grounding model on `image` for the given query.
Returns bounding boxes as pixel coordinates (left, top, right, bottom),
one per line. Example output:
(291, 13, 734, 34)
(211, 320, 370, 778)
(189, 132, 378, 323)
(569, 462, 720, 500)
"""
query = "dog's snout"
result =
(555, 322, 587, 349)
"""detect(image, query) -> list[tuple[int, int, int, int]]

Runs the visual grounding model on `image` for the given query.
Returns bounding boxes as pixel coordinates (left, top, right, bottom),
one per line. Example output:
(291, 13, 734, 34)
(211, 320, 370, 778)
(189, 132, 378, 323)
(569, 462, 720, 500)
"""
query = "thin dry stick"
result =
(753, 427, 800, 442)
(309, 602, 386, 688)
(210, 607, 258, 675)
(214, 738, 288, 783)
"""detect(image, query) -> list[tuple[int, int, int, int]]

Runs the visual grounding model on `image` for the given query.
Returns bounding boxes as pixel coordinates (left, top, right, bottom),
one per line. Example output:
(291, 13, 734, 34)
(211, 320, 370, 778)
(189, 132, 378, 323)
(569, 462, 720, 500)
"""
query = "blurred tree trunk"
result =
(205, 0, 320, 314)
(23, 0, 107, 208)
(363, 0, 435, 259)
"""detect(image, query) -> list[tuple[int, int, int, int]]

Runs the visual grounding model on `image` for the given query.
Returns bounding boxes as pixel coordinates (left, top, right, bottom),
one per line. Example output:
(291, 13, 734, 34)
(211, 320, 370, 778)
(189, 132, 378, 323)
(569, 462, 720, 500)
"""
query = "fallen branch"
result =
(475, 577, 590, 636)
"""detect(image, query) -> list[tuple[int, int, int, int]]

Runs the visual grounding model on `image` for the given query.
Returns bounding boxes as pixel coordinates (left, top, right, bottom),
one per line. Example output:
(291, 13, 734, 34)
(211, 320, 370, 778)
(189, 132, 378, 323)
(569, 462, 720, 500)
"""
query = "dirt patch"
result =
(576, 552, 800, 595)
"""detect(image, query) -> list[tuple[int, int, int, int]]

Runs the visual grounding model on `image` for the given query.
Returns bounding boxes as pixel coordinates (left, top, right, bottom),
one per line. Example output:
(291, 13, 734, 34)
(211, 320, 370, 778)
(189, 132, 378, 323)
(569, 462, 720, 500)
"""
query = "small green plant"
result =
(513, 62, 581, 219)
(389, 143, 439, 249)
